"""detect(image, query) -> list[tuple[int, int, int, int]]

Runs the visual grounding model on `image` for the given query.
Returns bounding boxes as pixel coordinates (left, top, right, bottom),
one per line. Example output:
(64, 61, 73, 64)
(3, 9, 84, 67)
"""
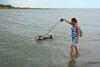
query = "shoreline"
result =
(0, 7, 51, 10)
(0, 7, 100, 10)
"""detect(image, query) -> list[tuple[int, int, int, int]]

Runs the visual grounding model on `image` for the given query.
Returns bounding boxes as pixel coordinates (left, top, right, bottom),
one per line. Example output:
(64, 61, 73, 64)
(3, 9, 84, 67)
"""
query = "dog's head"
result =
(37, 36, 43, 40)
(49, 33, 54, 37)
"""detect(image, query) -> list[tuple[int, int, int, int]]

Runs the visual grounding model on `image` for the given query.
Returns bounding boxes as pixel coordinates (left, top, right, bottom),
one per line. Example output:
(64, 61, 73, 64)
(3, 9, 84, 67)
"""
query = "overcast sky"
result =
(0, 0, 100, 8)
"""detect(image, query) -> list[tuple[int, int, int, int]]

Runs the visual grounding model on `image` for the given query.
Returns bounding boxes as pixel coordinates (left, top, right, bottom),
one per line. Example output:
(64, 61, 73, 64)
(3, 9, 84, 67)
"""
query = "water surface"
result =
(0, 9, 100, 67)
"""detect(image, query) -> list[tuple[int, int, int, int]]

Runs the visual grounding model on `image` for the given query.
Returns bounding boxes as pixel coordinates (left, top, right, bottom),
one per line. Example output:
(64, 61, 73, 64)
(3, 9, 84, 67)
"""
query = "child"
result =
(61, 18, 80, 57)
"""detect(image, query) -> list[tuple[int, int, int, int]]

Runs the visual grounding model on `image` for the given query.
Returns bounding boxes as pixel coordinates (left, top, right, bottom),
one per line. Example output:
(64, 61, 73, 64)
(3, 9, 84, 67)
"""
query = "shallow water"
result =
(0, 9, 100, 67)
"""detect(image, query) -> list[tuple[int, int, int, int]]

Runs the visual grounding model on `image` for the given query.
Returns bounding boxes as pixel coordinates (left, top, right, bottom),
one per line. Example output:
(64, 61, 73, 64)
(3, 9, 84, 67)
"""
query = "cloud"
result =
(9, 1, 22, 4)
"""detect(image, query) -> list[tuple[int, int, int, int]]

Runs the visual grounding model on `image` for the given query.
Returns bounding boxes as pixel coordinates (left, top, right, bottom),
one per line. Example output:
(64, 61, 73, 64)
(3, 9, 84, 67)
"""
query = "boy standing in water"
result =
(61, 18, 80, 57)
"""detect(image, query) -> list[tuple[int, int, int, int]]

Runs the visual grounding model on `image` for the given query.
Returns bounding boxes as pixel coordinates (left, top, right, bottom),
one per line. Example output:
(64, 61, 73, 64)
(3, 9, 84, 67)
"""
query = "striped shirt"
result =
(71, 24, 78, 37)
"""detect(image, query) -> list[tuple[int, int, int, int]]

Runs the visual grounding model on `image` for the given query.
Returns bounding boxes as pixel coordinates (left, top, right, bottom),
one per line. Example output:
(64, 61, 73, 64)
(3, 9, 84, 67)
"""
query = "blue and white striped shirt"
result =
(71, 24, 78, 37)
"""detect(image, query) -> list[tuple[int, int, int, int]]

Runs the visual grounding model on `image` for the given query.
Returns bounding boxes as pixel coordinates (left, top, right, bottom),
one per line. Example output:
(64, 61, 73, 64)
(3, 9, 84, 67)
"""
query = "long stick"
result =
(45, 21, 60, 36)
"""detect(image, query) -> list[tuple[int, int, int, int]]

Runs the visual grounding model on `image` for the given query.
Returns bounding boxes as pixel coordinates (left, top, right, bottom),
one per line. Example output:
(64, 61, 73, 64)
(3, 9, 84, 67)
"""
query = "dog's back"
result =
(36, 33, 54, 40)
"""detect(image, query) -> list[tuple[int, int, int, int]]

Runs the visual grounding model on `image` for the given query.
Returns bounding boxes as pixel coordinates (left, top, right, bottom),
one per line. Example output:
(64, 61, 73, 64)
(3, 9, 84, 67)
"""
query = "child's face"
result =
(71, 21, 75, 25)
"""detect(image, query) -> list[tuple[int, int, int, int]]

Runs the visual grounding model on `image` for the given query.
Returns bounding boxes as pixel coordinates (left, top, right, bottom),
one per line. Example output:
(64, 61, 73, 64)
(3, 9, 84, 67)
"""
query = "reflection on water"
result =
(36, 39, 43, 43)
(68, 53, 79, 67)
(68, 57, 76, 67)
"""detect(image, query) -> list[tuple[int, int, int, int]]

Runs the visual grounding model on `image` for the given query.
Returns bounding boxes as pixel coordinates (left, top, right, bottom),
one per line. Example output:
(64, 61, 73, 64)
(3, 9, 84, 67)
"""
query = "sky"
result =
(0, 0, 100, 8)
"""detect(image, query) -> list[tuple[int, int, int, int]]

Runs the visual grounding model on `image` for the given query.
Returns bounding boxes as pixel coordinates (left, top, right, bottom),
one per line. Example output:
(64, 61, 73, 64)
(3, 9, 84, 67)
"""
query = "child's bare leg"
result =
(71, 45, 74, 57)
(75, 46, 79, 54)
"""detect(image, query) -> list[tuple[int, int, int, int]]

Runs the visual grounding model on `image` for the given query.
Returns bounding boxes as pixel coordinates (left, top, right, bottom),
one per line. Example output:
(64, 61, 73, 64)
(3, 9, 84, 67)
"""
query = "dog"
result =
(37, 33, 54, 40)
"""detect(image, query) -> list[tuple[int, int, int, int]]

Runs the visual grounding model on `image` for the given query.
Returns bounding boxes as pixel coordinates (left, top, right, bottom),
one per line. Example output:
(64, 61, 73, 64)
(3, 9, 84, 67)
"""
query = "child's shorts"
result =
(72, 37, 78, 46)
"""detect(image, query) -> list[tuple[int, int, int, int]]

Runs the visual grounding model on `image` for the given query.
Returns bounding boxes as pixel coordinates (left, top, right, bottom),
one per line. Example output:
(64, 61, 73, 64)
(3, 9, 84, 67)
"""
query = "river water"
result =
(0, 9, 100, 67)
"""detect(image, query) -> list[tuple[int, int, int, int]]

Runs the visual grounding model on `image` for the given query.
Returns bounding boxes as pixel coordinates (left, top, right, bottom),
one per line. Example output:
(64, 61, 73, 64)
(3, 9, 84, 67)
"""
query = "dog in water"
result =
(37, 33, 54, 40)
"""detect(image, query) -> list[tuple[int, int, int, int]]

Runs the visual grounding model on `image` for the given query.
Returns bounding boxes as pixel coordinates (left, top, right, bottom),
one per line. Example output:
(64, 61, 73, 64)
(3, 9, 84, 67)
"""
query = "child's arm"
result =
(61, 18, 72, 25)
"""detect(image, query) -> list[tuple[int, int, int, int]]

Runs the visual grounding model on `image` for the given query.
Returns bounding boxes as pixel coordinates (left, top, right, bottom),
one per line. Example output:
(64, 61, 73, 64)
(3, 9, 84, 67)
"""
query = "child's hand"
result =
(61, 18, 65, 21)
(76, 40, 79, 43)
(60, 18, 64, 22)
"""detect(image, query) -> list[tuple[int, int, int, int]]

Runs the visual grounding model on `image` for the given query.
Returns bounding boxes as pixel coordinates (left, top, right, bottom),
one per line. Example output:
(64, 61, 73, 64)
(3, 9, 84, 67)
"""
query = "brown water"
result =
(0, 9, 100, 67)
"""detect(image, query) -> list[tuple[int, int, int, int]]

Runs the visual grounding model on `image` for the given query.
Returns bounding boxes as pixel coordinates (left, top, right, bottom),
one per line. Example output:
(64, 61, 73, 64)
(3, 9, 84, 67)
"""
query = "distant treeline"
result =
(0, 4, 13, 7)
(0, 4, 50, 9)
